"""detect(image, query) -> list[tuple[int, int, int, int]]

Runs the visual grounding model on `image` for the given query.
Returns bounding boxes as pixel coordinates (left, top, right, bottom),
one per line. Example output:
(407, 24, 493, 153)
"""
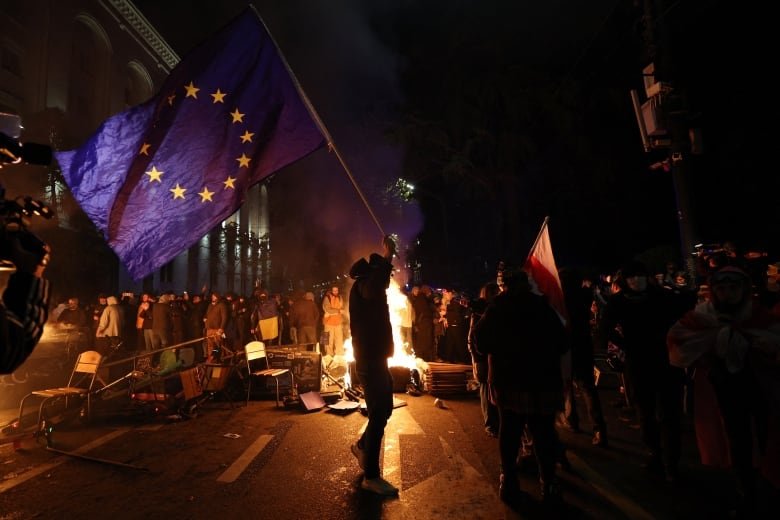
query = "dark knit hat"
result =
(349, 258, 370, 279)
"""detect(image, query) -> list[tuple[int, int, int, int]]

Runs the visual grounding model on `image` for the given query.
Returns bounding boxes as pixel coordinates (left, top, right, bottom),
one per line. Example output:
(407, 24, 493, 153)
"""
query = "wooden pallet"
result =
(424, 362, 473, 396)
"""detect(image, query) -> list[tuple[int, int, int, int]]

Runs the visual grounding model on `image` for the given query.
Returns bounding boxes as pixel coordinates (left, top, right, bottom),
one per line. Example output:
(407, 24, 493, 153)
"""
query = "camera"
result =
(0, 113, 54, 271)
(0, 112, 53, 167)
(0, 187, 52, 271)
(692, 243, 724, 257)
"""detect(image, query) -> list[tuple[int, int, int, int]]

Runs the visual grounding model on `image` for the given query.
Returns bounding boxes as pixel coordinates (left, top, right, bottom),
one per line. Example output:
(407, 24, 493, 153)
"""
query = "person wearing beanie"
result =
(290, 291, 320, 346)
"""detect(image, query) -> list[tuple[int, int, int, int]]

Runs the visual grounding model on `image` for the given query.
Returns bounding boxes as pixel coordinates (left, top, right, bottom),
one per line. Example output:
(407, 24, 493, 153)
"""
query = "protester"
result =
(668, 266, 780, 517)
(467, 281, 501, 437)
(290, 291, 320, 345)
(559, 268, 608, 447)
(322, 285, 345, 356)
(349, 236, 399, 496)
(598, 260, 687, 482)
(474, 268, 567, 508)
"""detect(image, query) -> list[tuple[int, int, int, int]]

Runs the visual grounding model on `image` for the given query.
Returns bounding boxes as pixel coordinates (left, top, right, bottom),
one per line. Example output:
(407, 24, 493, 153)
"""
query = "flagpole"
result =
(250, 6, 386, 237)
(525, 216, 550, 263)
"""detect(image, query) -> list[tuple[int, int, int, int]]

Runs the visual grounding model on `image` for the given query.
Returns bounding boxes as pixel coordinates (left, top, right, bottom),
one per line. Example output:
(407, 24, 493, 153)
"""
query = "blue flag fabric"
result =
(55, 9, 325, 280)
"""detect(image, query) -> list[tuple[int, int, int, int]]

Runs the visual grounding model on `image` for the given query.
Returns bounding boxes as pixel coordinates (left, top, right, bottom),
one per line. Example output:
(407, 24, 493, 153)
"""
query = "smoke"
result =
(251, 1, 423, 287)
(135, 0, 423, 288)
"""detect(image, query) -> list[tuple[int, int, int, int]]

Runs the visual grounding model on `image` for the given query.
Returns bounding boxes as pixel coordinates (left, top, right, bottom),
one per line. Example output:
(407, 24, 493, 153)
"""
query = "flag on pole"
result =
(523, 217, 568, 326)
(55, 8, 325, 280)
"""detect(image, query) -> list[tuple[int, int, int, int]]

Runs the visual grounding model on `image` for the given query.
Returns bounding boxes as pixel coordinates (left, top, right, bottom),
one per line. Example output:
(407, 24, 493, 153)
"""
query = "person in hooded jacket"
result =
(348, 236, 399, 497)
(96, 295, 123, 355)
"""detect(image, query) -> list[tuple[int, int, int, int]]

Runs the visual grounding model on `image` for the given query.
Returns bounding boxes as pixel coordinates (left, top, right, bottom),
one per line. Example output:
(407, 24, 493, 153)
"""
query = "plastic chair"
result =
(18, 350, 103, 433)
(245, 341, 292, 407)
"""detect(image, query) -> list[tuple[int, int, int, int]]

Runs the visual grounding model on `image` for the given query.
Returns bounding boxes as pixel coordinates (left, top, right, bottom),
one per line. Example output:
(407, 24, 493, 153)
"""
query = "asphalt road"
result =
(0, 365, 775, 519)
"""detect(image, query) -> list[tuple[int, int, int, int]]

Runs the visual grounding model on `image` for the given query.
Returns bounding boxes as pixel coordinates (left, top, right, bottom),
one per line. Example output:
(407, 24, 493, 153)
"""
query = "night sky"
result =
(134, 0, 779, 290)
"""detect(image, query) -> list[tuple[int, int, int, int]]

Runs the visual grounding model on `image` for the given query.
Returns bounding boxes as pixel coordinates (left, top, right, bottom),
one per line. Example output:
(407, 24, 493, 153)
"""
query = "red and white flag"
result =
(523, 217, 568, 326)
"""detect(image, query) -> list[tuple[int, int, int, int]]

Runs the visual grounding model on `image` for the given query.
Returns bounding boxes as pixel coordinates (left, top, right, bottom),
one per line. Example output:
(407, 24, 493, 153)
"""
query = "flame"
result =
(341, 277, 425, 389)
(386, 278, 416, 369)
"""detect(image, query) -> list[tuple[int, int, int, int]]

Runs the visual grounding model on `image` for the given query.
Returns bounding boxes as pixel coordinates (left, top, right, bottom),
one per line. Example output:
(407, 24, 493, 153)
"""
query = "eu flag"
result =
(55, 8, 325, 280)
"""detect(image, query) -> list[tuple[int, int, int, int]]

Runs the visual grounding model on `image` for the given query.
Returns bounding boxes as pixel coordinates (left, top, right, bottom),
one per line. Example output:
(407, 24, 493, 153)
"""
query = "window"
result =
(125, 61, 153, 108)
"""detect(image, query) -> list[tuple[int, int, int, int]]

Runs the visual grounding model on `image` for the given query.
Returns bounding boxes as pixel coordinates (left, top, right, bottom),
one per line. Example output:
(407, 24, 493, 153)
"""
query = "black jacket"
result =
(349, 253, 394, 363)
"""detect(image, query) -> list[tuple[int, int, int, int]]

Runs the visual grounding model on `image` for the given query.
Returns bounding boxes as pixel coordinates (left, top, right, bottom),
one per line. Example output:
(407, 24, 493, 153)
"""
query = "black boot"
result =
(499, 473, 524, 506)
(541, 479, 563, 507)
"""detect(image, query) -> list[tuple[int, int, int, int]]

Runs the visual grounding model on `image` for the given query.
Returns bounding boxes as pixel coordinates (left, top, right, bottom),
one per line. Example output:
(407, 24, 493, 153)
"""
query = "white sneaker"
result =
(360, 477, 399, 496)
(350, 442, 366, 471)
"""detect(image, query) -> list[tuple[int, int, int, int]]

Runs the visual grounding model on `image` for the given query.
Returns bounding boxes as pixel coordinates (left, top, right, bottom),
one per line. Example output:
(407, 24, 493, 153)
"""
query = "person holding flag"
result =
(474, 266, 568, 508)
(348, 235, 399, 497)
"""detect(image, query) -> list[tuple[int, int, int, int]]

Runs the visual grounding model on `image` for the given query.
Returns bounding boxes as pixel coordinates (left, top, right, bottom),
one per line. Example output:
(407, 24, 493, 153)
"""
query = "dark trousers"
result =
(480, 383, 499, 430)
(356, 359, 394, 479)
(413, 321, 435, 361)
(473, 359, 498, 430)
(625, 361, 684, 468)
(562, 371, 606, 433)
(709, 366, 767, 500)
(499, 408, 557, 486)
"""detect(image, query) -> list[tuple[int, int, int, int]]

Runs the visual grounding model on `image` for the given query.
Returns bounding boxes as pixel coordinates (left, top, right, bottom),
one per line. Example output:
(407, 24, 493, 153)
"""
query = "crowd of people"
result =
(35, 242, 780, 513)
(50, 287, 330, 364)
(357, 244, 778, 515)
(466, 248, 779, 516)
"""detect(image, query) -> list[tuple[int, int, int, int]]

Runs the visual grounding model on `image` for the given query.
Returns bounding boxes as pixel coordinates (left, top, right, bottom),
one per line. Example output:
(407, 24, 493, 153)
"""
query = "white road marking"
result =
(0, 428, 130, 493)
(384, 435, 509, 519)
(216, 434, 273, 483)
(383, 406, 424, 487)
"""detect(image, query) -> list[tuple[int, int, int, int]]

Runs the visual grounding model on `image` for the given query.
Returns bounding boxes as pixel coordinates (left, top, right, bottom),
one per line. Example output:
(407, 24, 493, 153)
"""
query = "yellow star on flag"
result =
(211, 89, 226, 103)
(198, 187, 215, 202)
(236, 153, 251, 168)
(184, 81, 200, 99)
(145, 166, 163, 183)
(223, 176, 236, 189)
(139, 143, 151, 156)
(230, 108, 245, 123)
(170, 183, 186, 199)
(240, 130, 254, 143)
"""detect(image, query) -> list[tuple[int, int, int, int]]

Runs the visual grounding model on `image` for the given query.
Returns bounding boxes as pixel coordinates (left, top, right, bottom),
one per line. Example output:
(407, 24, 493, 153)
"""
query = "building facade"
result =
(1, 0, 271, 302)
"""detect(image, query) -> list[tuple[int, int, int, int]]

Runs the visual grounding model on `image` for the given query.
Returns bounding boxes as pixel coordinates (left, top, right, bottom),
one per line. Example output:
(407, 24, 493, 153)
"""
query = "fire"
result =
(340, 277, 426, 389)
(386, 278, 417, 369)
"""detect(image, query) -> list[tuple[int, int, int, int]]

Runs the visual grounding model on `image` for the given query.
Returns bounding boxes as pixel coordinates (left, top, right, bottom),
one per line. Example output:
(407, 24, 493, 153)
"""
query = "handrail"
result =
(100, 335, 217, 369)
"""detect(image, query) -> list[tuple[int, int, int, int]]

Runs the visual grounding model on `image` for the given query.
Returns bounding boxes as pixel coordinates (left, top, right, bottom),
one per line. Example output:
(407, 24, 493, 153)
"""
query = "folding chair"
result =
(199, 363, 237, 409)
(18, 350, 103, 434)
(245, 341, 292, 407)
